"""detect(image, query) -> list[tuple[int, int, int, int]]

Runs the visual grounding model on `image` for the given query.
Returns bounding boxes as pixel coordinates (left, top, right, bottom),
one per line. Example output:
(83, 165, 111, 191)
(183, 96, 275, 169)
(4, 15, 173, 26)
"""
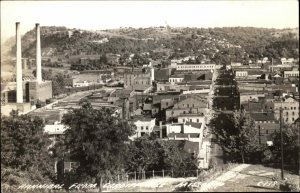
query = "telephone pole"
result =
(279, 107, 284, 180)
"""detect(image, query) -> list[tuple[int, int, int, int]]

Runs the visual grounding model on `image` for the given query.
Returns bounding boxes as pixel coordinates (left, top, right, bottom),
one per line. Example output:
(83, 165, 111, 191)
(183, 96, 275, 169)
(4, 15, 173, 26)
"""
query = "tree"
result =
(99, 53, 108, 65)
(209, 111, 259, 163)
(271, 124, 299, 167)
(125, 135, 198, 177)
(158, 140, 198, 177)
(232, 111, 259, 163)
(61, 101, 135, 184)
(126, 135, 160, 173)
(1, 110, 55, 191)
(52, 73, 66, 96)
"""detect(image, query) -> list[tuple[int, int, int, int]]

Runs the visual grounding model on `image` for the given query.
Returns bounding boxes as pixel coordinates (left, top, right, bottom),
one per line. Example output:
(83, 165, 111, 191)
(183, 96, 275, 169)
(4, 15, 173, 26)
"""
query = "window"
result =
(146, 126, 149, 130)
(292, 118, 295, 121)
(190, 119, 192, 122)
(294, 107, 296, 110)
(292, 112, 295, 115)
(166, 102, 168, 106)
(286, 112, 289, 116)
(197, 119, 199, 123)
(266, 130, 268, 134)
(141, 126, 144, 130)
(291, 107, 293, 110)
(286, 118, 289, 122)
(183, 111, 186, 114)
(187, 104, 189, 108)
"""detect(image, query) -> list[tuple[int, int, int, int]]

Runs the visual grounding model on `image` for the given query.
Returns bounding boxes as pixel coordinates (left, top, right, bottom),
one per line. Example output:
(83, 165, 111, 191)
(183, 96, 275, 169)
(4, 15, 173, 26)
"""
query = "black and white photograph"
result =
(1, 0, 299, 192)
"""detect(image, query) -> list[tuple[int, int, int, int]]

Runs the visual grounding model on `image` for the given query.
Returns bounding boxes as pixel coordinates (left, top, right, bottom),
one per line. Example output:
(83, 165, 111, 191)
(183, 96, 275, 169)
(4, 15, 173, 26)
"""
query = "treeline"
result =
(210, 111, 299, 167)
(5, 26, 299, 67)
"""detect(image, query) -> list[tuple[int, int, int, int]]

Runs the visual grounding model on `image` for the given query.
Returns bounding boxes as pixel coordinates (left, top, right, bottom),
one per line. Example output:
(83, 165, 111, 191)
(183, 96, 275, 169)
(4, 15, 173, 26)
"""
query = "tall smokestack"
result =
(16, 22, 23, 103)
(36, 23, 42, 82)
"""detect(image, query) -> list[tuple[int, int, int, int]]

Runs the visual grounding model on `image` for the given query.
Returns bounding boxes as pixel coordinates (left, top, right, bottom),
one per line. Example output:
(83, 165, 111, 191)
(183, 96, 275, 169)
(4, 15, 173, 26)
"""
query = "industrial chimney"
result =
(16, 22, 23, 103)
(36, 23, 42, 82)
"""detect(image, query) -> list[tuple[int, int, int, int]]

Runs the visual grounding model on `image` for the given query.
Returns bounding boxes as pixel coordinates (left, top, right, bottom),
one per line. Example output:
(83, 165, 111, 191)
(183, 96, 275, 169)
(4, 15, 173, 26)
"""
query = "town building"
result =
(273, 97, 299, 124)
(235, 70, 248, 78)
(124, 68, 154, 92)
(283, 70, 299, 78)
(176, 63, 215, 71)
(1, 23, 52, 116)
(169, 74, 184, 84)
(130, 117, 156, 140)
(166, 94, 208, 121)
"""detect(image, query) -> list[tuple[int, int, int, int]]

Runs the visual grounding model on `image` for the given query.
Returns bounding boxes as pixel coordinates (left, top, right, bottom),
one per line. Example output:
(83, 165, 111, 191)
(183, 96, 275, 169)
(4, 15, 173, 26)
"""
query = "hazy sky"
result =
(1, 0, 299, 43)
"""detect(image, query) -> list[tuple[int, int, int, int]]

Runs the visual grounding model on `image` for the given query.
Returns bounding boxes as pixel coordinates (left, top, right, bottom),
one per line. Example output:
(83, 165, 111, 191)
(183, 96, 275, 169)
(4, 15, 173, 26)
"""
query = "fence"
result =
(102, 169, 203, 185)
(100, 163, 238, 191)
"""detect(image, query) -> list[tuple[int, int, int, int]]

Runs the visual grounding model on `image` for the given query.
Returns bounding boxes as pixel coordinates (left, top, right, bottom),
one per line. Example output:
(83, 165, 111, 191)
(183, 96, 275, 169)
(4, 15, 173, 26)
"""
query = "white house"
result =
(166, 122, 203, 141)
(166, 122, 209, 169)
(130, 117, 156, 140)
(177, 114, 206, 126)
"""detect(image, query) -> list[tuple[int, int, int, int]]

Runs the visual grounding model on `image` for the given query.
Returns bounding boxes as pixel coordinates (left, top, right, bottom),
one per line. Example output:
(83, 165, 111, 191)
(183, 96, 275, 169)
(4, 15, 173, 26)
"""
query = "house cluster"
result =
(236, 57, 299, 144)
(34, 56, 218, 169)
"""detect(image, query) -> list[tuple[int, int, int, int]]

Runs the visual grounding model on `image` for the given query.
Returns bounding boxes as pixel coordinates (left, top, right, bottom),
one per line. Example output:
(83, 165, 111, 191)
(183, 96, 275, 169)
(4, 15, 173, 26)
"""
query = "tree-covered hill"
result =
(2, 26, 299, 64)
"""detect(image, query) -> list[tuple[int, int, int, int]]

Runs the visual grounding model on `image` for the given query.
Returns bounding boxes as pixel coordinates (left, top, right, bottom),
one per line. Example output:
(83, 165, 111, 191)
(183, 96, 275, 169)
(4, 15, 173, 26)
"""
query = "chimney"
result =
(150, 68, 155, 82)
(16, 22, 23, 103)
(36, 23, 42, 82)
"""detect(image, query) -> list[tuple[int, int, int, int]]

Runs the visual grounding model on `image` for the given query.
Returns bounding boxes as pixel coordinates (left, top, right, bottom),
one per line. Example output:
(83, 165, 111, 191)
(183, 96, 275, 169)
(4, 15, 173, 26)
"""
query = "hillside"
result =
(2, 26, 299, 67)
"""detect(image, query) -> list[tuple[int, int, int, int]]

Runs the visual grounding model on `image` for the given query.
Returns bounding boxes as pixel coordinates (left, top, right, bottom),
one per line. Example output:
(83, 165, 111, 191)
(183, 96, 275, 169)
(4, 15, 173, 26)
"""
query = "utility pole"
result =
(279, 107, 284, 180)
(258, 125, 261, 145)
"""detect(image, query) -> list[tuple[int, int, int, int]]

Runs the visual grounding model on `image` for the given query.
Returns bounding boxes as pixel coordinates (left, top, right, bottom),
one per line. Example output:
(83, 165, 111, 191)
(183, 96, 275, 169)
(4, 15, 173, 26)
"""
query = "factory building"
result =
(1, 22, 52, 116)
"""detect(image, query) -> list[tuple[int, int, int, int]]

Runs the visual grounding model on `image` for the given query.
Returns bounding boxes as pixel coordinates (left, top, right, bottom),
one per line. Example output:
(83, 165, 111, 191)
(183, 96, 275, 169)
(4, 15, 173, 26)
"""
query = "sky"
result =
(1, 0, 299, 43)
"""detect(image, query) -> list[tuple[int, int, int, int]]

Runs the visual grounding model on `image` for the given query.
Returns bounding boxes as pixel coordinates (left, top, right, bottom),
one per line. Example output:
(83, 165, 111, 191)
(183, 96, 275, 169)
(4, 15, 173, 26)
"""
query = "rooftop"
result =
(110, 89, 133, 98)
(132, 116, 155, 122)
(185, 122, 202, 129)
(168, 133, 200, 138)
(177, 113, 205, 117)
(249, 112, 276, 122)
